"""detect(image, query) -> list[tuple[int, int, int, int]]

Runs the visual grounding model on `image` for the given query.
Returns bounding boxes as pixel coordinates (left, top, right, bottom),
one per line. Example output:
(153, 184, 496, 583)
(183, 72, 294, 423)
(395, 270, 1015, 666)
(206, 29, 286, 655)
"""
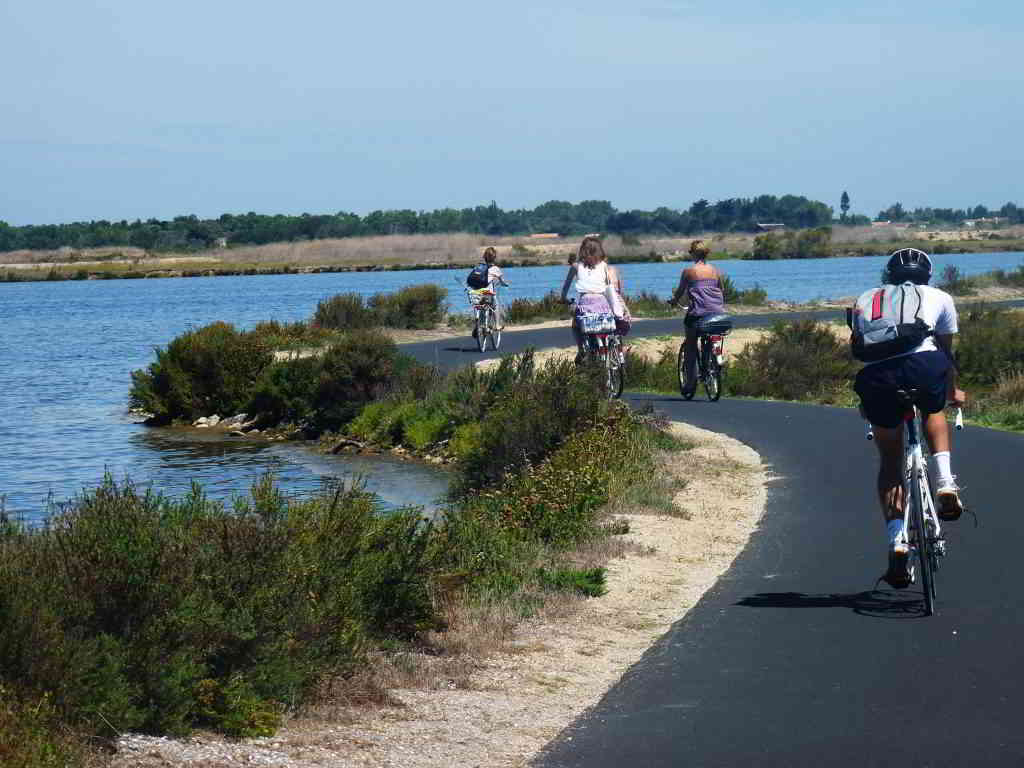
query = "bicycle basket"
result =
(695, 313, 733, 335)
(580, 312, 617, 333)
(468, 290, 495, 307)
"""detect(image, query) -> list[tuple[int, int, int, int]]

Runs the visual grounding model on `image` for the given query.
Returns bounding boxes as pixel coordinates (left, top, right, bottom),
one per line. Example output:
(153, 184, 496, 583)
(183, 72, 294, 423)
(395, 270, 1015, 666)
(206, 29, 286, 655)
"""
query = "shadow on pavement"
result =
(736, 590, 928, 619)
(441, 346, 487, 353)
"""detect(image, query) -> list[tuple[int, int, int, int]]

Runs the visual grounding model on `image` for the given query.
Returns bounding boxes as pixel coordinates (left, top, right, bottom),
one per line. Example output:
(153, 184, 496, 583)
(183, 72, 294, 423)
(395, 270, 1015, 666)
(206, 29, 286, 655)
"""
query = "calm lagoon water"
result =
(2, 250, 1021, 521)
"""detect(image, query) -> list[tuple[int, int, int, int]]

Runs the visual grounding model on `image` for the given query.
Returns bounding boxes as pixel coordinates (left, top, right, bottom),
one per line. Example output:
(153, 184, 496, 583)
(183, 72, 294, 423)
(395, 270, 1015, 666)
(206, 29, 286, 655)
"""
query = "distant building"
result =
(755, 223, 785, 231)
(214, 237, 228, 248)
(528, 233, 560, 239)
(872, 221, 891, 227)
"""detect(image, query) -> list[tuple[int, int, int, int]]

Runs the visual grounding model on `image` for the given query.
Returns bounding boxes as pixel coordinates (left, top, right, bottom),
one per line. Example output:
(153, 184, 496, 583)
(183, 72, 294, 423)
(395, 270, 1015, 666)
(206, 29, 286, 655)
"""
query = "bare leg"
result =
(872, 424, 905, 522)
(923, 410, 950, 454)
(683, 329, 699, 392)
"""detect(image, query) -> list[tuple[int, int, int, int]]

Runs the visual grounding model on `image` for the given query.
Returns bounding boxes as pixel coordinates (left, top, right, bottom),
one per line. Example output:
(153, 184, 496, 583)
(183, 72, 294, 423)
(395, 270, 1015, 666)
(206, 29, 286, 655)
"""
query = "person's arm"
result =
(607, 265, 624, 296)
(561, 266, 577, 301)
(936, 333, 966, 406)
(670, 269, 691, 304)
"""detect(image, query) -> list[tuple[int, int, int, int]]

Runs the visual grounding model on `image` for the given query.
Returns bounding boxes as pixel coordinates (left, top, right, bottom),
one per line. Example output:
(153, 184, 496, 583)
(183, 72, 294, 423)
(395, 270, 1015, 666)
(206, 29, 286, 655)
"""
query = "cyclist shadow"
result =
(736, 590, 929, 619)
(442, 346, 487, 354)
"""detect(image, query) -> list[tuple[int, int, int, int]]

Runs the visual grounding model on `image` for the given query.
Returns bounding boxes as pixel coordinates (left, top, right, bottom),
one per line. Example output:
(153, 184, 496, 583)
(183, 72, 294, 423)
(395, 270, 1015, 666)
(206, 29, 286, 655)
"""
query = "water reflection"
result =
(128, 428, 450, 513)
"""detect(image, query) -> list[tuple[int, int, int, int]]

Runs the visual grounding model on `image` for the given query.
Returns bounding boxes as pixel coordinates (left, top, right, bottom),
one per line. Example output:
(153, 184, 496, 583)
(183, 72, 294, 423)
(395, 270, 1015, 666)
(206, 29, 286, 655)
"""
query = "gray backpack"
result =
(848, 282, 933, 362)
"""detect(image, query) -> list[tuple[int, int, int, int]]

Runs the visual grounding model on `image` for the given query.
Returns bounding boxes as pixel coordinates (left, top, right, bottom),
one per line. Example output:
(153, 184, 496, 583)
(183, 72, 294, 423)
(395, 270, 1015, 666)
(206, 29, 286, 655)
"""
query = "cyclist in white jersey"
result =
(852, 248, 967, 588)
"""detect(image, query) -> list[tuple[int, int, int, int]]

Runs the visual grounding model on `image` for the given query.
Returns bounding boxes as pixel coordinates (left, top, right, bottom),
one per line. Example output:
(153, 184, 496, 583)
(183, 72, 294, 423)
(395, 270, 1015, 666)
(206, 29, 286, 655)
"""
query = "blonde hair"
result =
(688, 240, 711, 260)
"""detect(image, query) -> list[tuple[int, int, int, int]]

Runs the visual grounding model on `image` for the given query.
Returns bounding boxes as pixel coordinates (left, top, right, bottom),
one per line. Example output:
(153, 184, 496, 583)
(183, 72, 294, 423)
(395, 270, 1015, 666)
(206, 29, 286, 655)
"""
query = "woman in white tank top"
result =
(560, 236, 618, 361)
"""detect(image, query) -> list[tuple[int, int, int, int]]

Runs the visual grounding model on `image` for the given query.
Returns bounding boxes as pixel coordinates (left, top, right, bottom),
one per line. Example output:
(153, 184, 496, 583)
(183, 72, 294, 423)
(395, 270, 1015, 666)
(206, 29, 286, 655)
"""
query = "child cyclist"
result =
(851, 248, 967, 589)
(467, 247, 510, 330)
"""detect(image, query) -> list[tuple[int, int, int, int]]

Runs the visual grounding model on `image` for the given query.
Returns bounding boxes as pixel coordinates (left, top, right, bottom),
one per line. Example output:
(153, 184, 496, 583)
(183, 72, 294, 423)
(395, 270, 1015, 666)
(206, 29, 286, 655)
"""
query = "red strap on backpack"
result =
(870, 289, 884, 321)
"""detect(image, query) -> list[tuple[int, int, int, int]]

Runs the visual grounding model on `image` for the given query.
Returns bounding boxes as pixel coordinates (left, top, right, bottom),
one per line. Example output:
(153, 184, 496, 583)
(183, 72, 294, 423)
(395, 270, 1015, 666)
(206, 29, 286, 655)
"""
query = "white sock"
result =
(887, 519, 905, 546)
(931, 451, 954, 489)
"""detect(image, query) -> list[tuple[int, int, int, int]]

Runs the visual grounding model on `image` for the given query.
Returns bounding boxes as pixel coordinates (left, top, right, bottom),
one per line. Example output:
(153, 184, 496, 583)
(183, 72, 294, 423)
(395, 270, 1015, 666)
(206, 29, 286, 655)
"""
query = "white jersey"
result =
(866, 284, 958, 365)
(487, 265, 504, 288)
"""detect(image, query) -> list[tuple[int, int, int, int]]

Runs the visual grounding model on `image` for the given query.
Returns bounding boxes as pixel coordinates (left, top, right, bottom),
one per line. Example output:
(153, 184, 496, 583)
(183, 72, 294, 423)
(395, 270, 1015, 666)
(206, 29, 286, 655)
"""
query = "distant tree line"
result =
(0, 195, 834, 253)
(875, 201, 1023, 226)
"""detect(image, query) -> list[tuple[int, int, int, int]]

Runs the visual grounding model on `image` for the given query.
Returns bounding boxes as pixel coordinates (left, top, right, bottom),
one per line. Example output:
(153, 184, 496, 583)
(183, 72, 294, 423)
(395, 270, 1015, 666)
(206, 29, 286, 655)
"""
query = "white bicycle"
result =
(867, 391, 963, 616)
(467, 287, 500, 352)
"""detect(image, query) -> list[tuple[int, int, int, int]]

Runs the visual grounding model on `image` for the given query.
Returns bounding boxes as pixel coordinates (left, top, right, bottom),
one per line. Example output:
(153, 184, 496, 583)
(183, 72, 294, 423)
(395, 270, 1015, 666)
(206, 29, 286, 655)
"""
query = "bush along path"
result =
(5, 334, 683, 765)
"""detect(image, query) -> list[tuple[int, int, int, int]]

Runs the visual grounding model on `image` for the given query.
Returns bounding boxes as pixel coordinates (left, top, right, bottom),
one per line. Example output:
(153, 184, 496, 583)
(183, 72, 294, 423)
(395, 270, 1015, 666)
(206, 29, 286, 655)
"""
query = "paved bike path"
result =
(533, 396, 1024, 767)
(404, 309, 1024, 766)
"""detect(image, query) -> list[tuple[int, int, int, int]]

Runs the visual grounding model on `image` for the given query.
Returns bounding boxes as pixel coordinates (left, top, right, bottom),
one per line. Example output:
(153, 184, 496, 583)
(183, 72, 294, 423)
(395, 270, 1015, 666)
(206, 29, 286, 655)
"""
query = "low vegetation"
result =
(5, 347, 678, 765)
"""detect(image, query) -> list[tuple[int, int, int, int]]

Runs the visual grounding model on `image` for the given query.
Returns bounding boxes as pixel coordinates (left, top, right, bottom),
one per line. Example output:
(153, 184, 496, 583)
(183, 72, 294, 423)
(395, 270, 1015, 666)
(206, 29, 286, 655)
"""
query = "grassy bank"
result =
(4, 343, 681, 765)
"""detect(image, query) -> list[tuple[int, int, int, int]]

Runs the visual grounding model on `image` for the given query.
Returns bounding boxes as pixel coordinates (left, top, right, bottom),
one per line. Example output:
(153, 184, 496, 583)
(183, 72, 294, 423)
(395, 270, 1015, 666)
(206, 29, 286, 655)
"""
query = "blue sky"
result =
(2, 0, 1021, 225)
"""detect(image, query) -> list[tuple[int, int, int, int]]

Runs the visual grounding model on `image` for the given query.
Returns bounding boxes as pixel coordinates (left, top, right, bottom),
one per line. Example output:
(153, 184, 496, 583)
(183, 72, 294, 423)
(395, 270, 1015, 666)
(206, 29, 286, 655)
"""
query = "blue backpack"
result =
(466, 262, 490, 289)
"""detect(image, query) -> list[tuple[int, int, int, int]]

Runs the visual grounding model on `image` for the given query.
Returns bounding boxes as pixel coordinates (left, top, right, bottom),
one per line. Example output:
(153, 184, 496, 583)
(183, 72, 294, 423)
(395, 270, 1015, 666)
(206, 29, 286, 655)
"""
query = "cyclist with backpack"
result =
(849, 248, 967, 588)
(466, 247, 510, 330)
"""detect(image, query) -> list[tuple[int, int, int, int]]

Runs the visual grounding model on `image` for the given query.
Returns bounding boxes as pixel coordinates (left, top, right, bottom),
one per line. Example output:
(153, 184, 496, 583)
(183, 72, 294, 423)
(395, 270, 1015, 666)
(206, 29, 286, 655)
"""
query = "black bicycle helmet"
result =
(884, 247, 932, 284)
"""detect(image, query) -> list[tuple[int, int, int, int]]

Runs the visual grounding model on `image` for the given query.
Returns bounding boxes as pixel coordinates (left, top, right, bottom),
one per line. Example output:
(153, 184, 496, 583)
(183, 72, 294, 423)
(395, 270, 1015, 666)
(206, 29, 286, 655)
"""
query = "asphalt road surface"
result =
(404, 309, 1024, 767)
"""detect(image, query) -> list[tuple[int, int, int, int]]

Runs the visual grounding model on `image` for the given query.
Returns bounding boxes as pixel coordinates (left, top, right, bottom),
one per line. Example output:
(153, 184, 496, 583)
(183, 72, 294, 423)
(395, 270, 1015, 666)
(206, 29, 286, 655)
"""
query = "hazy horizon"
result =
(3, 0, 1021, 227)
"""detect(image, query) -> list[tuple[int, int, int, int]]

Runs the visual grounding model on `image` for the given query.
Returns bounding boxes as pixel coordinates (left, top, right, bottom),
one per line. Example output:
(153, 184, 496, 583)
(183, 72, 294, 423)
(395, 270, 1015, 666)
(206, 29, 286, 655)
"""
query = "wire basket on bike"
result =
(466, 287, 496, 307)
(579, 312, 617, 334)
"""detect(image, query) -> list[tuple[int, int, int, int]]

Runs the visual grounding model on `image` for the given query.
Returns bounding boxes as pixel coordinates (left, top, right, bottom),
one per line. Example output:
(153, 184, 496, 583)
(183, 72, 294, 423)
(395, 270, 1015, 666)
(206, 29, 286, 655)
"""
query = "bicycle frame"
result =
(865, 402, 961, 615)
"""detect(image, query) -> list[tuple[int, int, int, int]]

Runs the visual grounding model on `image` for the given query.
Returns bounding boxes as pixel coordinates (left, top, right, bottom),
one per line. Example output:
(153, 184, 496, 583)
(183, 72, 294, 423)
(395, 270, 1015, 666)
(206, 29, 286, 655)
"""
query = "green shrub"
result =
(992, 264, 1024, 288)
(250, 319, 340, 350)
(536, 566, 607, 597)
(938, 265, 976, 296)
(0, 687, 91, 768)
(504, 291, 568, 324)
(313, 330, 398, 429)
(346, 401, 394, 441)
(404, 409, 450, 451)
(625, 290, 675, 317)
(248, 356, 322, 427)
(623, 346, 679, 393)
(129, 321, 273, 424)
(313, 292, 377, 330)
(728, 319, 858, 403)
(450, 355, 610, 496)
(368, 284, 447, 329)
(956, 307, 1024, 386)
(0, 475, 436, 741)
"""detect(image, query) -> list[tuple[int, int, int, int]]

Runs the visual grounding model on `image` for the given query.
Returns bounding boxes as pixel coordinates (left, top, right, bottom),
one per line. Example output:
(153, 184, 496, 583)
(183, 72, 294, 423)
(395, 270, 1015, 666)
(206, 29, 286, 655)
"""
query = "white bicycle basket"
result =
(580, 312, 617, 333)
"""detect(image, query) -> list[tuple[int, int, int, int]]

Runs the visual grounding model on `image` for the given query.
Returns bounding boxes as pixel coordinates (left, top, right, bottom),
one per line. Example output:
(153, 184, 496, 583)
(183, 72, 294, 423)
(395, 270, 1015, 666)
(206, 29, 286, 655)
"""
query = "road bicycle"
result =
(673, 308, 732, 402)
(467, 288, 501, 352)
(866, 391, 964, 616)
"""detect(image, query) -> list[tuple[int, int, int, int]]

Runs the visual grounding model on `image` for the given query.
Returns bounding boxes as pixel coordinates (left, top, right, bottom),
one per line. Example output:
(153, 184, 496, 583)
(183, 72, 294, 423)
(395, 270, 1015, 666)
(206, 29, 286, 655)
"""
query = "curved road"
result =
(406, 313, 1024, 767)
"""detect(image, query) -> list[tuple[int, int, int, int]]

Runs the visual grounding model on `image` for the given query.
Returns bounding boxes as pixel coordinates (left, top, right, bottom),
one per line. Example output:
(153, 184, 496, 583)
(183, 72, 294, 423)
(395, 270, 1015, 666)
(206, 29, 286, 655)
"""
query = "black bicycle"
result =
(672, 306, 732, 402)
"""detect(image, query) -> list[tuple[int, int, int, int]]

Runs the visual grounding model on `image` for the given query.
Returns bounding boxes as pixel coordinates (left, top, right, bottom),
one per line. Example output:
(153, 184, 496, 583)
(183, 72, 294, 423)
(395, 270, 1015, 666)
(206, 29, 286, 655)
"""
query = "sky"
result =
(2, 0, 1022, 226)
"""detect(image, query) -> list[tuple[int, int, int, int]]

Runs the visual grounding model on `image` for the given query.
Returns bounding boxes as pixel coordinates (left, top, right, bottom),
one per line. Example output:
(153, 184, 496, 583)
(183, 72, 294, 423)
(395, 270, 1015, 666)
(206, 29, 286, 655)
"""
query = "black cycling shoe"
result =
(882, 547, 914, 590)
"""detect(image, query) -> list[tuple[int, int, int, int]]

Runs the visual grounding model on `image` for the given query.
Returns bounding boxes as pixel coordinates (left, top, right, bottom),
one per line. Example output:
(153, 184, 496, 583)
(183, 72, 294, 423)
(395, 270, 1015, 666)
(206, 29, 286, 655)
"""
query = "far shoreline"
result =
(4, 232, 1023, 284)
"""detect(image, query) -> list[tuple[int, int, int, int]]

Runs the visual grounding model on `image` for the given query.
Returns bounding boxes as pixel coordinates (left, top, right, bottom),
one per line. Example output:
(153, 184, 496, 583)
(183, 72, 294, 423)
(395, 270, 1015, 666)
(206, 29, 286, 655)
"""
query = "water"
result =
(2, 251, 1021, 521)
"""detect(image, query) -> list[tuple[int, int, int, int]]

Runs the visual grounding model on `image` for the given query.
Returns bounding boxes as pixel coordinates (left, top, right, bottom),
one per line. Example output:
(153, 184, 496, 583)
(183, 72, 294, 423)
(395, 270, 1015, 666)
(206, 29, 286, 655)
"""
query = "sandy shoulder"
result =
(113, 422, 766, 767)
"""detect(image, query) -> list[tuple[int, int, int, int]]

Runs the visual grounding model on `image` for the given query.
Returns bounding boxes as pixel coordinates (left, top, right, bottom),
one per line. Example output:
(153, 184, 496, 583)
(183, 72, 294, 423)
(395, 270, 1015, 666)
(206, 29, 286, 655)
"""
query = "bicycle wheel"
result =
(606, 336, 624, 399)
(702, 341, 723, 402)
(489, 309, 501, 351)
(677, 344, 694, 400)
(476, 309, 487, 352)
(909, 457, 936, 616)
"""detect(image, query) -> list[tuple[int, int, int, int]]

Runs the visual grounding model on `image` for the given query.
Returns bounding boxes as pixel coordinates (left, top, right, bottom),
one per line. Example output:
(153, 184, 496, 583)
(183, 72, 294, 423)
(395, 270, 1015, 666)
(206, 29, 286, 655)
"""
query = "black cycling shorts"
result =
(854, 350, 951, 428)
